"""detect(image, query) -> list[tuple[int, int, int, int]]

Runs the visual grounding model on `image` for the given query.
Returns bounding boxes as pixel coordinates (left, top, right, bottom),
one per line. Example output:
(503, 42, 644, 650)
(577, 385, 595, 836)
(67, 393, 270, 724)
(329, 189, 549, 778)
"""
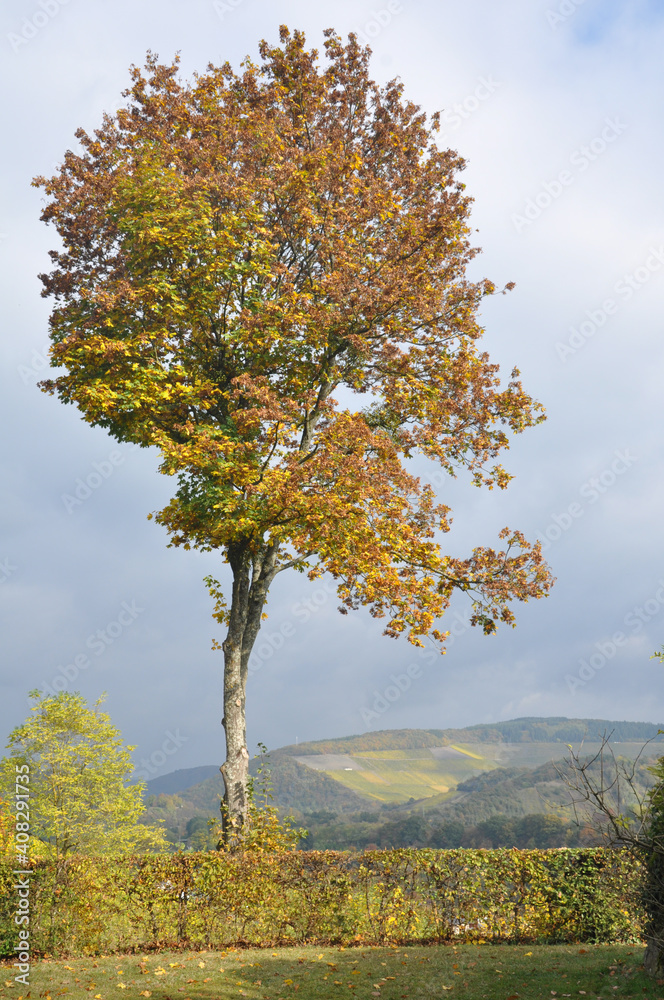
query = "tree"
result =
(34, 27, 553, 842)
(0, 690, 166, 861)
(560, 732, 664, 976)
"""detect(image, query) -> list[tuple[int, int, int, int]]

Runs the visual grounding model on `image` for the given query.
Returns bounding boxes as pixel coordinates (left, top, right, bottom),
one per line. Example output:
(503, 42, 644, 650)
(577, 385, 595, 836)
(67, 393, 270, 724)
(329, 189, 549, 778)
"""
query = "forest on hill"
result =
(279, 717, 664, 757)
(140, 717, 663, 850)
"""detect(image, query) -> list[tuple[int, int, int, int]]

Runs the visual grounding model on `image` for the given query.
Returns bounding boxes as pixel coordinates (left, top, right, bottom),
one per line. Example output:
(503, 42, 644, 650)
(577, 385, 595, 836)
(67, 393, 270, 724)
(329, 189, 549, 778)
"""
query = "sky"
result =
(1, 0, 663, 782)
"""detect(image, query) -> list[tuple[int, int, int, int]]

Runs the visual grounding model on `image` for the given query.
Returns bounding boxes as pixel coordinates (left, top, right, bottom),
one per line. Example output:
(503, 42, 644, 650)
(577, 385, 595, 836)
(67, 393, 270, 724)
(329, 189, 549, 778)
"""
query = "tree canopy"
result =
(34, 27, 553, 837)
(0, 691, 166, 860)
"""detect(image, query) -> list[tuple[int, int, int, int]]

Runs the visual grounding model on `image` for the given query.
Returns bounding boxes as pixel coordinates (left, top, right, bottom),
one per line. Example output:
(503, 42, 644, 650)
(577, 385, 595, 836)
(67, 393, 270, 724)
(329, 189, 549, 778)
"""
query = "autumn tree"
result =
(34, 27, 553, 843)
(0, 691, 167, 861)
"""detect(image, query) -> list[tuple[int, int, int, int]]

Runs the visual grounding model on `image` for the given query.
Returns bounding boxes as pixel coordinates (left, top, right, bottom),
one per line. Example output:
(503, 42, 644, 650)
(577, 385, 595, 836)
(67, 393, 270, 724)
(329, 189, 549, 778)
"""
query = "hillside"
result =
(141, 753, 370, 843)
(139, 717, 663, 848)
(280, 717, 664, 757)
(145, 765, 219, 796)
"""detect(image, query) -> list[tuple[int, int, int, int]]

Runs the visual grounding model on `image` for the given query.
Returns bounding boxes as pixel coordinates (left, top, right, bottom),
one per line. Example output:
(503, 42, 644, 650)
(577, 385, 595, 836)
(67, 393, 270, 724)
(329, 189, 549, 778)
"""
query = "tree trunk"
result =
(219, 539, 279, 847)
(644, 936, 664, 977)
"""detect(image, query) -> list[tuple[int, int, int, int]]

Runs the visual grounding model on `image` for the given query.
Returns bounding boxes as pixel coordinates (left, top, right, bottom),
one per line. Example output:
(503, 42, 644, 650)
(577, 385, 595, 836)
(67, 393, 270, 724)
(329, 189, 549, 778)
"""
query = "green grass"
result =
(3, 943, 663, 1000)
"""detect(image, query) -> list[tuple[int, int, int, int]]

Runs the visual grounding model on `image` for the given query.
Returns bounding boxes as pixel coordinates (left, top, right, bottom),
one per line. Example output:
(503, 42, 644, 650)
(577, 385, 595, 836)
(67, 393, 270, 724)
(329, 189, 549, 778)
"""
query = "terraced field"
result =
(293, 740, 660, 805)
(294, 744, 496, 803)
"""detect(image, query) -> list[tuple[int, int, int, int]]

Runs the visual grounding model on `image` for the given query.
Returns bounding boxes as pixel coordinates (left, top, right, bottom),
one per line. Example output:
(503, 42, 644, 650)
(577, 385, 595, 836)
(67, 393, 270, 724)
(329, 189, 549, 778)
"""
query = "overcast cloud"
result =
(1, 0, 663, 779)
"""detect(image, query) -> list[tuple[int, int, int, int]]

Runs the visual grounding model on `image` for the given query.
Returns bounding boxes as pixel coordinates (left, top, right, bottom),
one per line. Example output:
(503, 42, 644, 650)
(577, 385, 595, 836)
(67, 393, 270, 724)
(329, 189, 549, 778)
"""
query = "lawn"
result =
(2, 943, 662, 1000)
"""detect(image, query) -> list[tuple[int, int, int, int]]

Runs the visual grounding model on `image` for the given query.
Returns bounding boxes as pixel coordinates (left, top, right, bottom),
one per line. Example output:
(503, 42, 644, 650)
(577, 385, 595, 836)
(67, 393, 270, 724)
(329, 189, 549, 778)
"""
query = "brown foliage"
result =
(34, 27, 553, 834)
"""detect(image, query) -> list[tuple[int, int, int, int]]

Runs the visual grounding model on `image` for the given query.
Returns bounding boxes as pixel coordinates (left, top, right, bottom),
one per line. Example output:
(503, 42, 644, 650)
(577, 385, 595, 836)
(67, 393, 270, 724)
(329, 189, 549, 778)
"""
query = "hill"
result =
(138, 717, 663, 848)
(145, 765, 219, 796)
(280, 717, 664, 757)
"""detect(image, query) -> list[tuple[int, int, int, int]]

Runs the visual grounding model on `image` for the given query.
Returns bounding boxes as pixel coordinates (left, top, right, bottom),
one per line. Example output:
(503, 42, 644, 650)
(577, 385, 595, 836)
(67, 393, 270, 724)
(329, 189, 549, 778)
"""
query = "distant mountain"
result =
(139, 718, 664, 848)
(278, 717, 664, 757)
(146, 765, 219, 796)
(455, 717, 664, 744)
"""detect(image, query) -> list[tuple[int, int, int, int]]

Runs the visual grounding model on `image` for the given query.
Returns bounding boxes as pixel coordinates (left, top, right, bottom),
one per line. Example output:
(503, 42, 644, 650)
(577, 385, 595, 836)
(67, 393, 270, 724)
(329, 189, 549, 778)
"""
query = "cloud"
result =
(1, 0, 663, 773)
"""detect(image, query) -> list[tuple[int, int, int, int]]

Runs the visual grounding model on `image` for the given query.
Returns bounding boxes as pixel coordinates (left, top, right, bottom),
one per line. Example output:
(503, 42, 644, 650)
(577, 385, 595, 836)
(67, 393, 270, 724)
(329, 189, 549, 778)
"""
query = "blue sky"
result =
(1, 0, 663, 779)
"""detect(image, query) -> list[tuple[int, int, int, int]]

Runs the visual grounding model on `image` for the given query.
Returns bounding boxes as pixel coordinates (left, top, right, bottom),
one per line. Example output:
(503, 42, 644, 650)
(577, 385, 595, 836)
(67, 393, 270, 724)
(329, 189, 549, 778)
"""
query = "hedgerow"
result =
(0, 847, 643, 957)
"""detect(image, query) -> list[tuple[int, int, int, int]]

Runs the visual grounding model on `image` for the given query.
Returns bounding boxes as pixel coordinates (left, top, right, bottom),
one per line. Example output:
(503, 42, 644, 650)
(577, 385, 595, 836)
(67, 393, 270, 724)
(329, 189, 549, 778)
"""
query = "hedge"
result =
(0, 847, 644, 957)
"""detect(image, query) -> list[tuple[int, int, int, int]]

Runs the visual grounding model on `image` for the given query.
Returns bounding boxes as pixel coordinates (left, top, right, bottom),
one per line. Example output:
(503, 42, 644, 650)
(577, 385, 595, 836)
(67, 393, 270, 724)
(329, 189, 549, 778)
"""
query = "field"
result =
(291, 741, 658, 807)
(4, 943, 662, 999)
(294, 745, 496, 804)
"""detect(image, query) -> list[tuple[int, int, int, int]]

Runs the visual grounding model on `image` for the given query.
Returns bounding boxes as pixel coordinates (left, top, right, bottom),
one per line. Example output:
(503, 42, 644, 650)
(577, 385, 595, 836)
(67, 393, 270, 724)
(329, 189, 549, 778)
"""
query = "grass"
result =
(3, 943, 663, 1000)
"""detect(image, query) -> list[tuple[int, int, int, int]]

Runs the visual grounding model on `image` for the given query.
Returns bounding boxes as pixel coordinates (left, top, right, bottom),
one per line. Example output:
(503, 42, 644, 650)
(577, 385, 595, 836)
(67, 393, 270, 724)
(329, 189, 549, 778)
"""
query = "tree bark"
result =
(219, 539, 279, 846)
(644, 936, 664, 977)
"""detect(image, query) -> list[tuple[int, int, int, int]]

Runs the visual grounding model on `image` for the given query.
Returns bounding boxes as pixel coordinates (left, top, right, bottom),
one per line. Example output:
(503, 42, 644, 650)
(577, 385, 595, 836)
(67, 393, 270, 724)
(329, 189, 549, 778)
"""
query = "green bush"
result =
(0, 847, 644, 958)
